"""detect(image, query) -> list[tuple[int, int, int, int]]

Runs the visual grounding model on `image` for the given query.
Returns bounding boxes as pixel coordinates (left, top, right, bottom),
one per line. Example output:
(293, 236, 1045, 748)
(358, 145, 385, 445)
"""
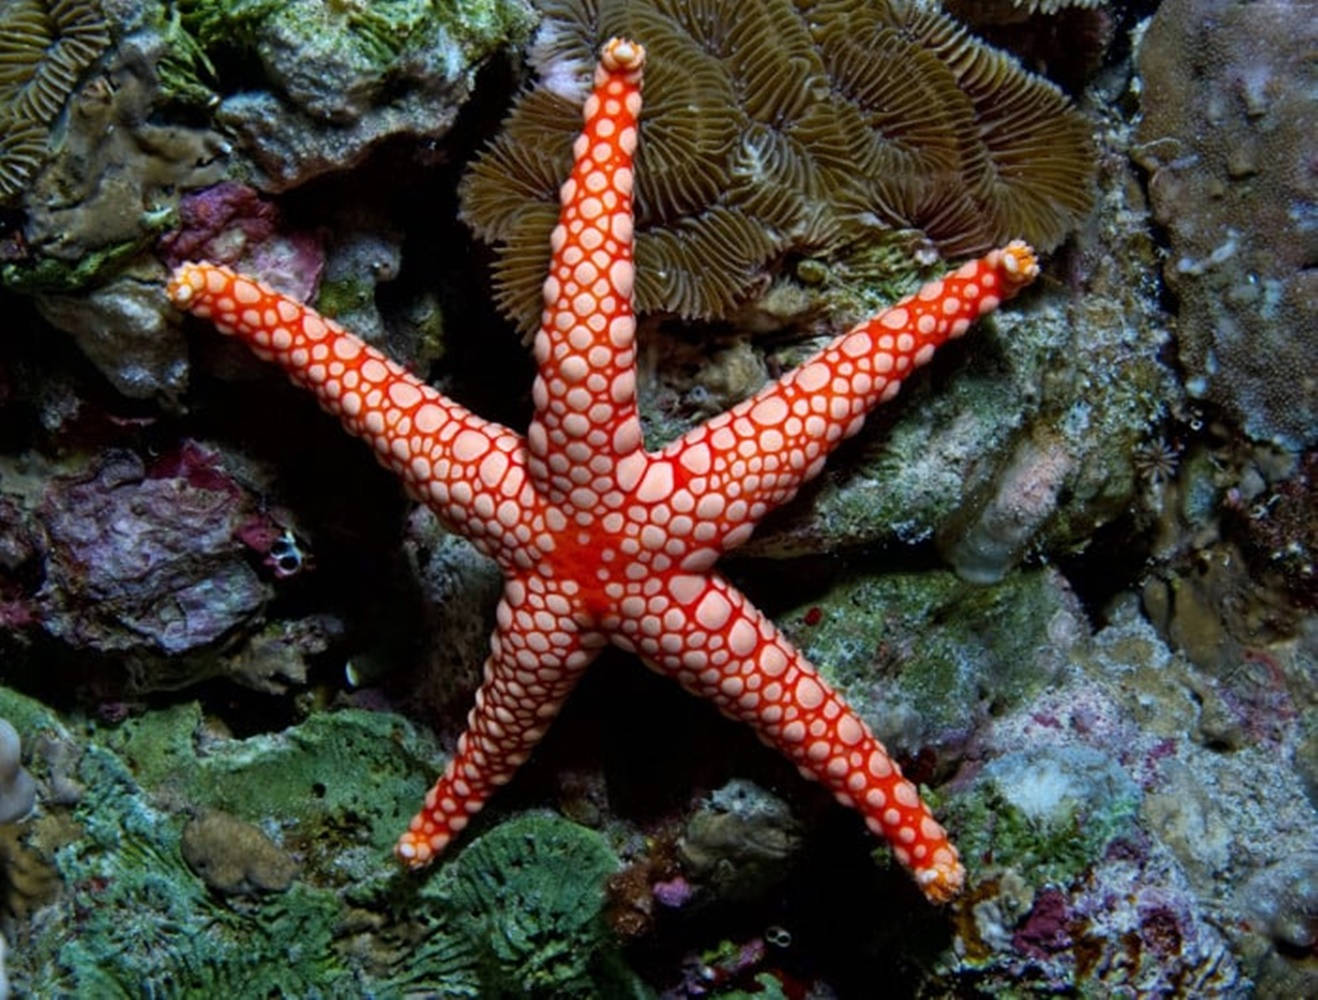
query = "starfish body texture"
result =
(167, 38, 1039, 904)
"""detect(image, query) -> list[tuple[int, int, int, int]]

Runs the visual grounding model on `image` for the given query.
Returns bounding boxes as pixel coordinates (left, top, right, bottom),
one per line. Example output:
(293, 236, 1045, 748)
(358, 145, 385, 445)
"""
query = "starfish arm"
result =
(616, 571, 965, 904)
(526, 39, 649, 520)
(659, 243, 1040, 560)
(167, 263, 541, 565)
(396, 578, 606, 867)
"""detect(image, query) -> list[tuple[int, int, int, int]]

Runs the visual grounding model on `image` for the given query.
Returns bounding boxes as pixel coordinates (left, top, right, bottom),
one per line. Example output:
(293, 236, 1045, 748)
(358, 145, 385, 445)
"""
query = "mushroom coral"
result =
(0, 0, 111, 200)
(461, 0, 1094, 334)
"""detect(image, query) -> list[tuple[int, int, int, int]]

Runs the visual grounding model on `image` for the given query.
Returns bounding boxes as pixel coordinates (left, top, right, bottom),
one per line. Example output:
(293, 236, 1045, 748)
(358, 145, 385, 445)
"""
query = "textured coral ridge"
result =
(167, 38, 1039, 905)
(462, 0, 1089, 332)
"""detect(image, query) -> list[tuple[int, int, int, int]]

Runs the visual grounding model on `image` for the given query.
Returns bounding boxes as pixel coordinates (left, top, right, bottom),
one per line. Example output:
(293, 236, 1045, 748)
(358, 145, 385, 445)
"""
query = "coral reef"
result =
(462, 0, 1093, 333)
(172, 0, 537, 190)
(6, 22, 229, 399)
(780, 567, 1081, 756)
(0, 0, 1313, 993)
(1135, 0, 1317, 448)
(925, 601, 1313, 995)
(0, 0, 530, 401)
(0, 681, 640, 996)
(0, 0, 111, 201)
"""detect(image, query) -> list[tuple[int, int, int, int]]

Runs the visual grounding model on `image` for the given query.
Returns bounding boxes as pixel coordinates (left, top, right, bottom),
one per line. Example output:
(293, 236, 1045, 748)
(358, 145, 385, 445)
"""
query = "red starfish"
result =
(167, 38, 1038, 904)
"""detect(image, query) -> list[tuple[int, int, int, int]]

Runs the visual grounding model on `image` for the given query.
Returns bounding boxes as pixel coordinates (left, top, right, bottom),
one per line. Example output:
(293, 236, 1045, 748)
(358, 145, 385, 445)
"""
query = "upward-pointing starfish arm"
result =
(527, 39, 647, 523)
(619, 570, 964, 903)
(660, 243, 1039, 557)
(166, 265, 542, 569)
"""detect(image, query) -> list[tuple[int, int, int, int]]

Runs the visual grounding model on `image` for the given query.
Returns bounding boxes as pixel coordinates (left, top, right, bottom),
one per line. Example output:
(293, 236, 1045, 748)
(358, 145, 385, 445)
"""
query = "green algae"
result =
(176, 0, 533, 74)
(0, 238, 152, 295)
(943, 746, 1141, 886)
(315, 274, 377, 321)
(782, 568, 1074, 746)
(1, 686, 648, 996)
(0, 685, 62, 745)
(721, 973, 791, 1000)
(102, 702, 442, 865)
(22, 742, 355, 996)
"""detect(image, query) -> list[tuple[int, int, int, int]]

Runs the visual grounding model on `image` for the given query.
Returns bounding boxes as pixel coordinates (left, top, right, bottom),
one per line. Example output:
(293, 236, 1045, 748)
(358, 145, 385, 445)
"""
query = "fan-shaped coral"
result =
(948, 0, 1104, 22)
(461, 0, 1094, 334)
(0, 115, 46, 197)
(0, 0, 111, 200)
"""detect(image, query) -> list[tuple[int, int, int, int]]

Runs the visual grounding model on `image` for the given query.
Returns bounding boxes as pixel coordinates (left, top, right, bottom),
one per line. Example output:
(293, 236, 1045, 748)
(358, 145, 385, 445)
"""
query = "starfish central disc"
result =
(167, 36, 1041, 905)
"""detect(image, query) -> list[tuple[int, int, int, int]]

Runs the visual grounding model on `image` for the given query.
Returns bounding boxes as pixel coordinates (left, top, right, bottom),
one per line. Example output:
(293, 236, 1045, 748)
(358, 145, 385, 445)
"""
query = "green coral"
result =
(1, 688, 649, 996)
(382, 814, 647, 998)
(434, 814, 634, 998)
(21, 743, 355, 996)
(102, 702, 441, 866)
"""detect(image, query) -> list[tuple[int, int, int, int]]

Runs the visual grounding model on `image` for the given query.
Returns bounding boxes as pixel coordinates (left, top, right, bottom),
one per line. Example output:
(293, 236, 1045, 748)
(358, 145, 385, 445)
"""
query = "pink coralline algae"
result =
(36, 448, 267, 660)
(159, 182, 324, 303)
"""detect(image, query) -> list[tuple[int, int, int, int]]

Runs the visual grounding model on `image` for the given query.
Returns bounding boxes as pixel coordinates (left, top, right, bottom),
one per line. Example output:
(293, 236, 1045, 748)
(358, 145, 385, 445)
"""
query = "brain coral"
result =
(0, 0, 111, 200)
(461, 0, 1094, 333)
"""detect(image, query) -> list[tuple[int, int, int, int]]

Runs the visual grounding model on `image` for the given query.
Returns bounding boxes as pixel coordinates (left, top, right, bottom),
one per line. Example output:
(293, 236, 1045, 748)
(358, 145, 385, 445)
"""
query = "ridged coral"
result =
(948, 0, 1104, 22)
(0, 0, 110, 200)
(0, 116, 45, 196)
(461, 0, 1093, 333)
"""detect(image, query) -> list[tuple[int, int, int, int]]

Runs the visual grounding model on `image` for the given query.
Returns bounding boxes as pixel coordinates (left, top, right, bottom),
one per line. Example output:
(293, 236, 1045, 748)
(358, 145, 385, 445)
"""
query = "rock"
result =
(1136, 0, 1318, 448)
(204, 0, 536, 191)
(0, 720, 35, 825)
(35, 448, 269, 666)
(180, 811, 297, 895)
(36, 274, 190, 402)
(678, 779, 804, 902)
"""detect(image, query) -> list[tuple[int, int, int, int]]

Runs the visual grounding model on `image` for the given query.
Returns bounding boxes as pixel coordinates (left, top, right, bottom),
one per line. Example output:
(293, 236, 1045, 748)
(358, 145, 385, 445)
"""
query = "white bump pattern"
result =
(165, 40, 1039, 906)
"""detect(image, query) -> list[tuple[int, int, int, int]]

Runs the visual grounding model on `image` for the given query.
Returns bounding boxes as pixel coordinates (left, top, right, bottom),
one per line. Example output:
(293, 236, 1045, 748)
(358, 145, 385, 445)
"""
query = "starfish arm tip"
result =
(1001, 240, 1040, 287)
(395, 830, 448, 869)
(600, 37, 646, 72)
(918, 859, 967, 905)
(166, 261, 207, 308)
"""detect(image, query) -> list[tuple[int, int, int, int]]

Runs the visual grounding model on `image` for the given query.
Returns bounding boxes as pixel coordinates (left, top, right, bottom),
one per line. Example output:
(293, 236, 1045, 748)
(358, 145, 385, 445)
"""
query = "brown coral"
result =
(0, 0, 111, 200)
(461, 0, 1093, 334)
(946, 0, 1104, 24)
